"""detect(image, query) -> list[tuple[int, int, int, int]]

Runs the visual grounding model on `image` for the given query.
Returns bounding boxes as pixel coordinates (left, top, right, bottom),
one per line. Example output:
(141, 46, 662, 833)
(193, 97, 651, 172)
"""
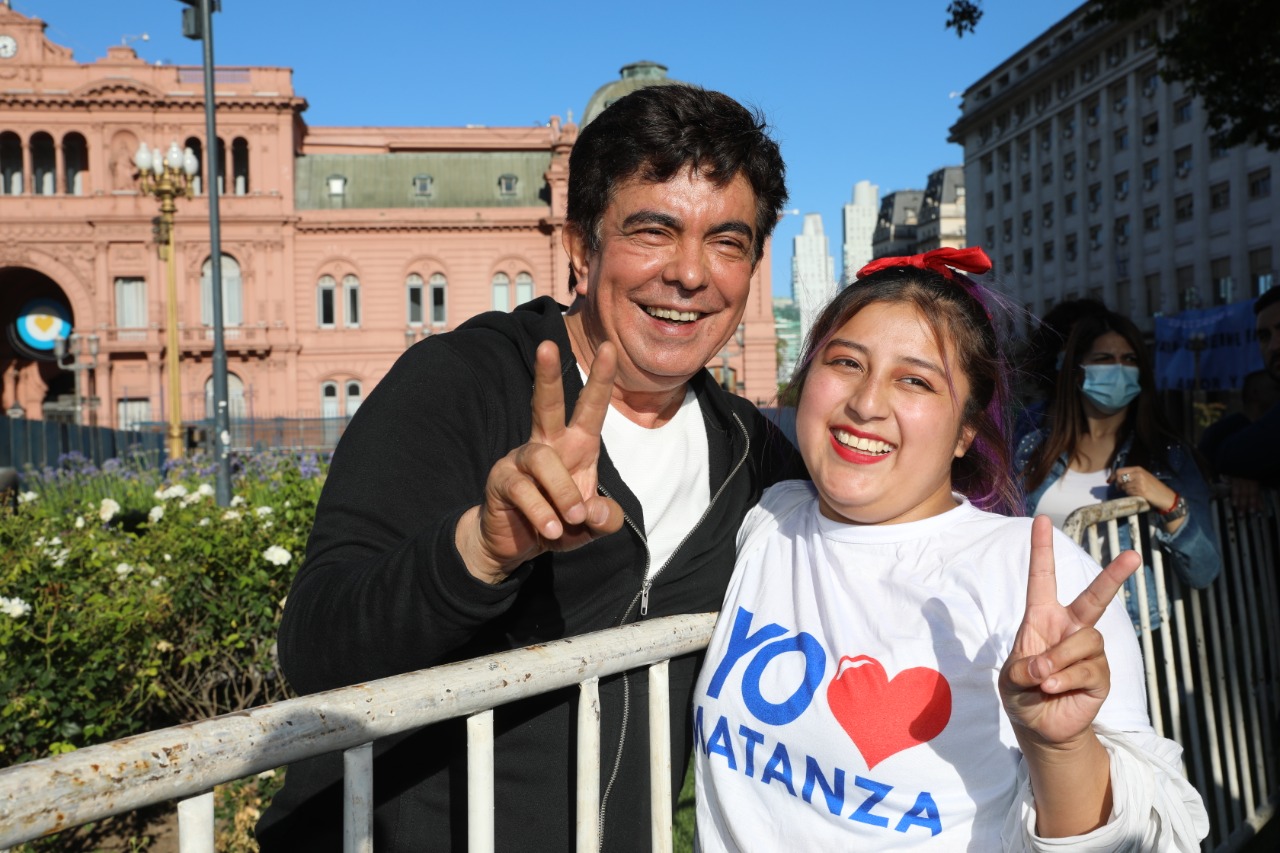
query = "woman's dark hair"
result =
(1021, 297, 1109, 397)
(1023, 310, 1184, 493)
(780, 265, 1020, 515)
(565, 84, 787, 287)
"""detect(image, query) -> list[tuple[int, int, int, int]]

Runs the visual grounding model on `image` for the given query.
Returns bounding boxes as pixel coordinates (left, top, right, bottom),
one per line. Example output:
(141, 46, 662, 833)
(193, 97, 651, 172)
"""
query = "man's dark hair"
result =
(565, 84, 787, 288)
(1254, 286, 1280, 315)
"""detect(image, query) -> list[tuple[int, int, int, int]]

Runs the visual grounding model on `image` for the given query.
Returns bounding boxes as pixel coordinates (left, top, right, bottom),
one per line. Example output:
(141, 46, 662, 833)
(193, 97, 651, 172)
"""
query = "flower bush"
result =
(0, 450, 327, 767)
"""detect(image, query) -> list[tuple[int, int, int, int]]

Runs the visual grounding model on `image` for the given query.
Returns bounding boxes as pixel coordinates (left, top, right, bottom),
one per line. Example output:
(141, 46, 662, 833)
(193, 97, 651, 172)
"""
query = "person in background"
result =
(1015, 310, 1221, 630)
(694, 248, 1208, 850)
(1013, 298, 1108, 447)
(1199, 368, 1280, 472)
(257, 84, 802, 852)
(1204, 288, 1280, 509)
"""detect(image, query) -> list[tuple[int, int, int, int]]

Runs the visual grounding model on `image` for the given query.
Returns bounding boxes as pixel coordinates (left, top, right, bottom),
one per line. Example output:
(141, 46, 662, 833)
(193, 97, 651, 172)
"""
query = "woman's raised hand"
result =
(456, 340, 624, 583)
(999, 515, 1140, 747)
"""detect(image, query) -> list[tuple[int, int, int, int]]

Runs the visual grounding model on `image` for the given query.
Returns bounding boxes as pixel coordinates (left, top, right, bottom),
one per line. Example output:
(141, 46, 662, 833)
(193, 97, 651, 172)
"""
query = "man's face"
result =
(1258, 301, 1280, 383)
(563, 167, 758, 398)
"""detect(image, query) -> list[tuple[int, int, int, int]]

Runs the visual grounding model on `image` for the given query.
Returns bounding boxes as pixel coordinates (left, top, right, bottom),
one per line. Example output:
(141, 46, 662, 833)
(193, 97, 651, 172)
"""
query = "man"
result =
(257, 84, 800, 851)
(1206, 287, 1280, 505)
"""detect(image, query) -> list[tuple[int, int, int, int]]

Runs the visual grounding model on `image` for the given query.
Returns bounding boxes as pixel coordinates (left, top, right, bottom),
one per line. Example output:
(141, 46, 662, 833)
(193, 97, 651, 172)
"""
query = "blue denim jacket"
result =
(1015, 429, 1222, 629)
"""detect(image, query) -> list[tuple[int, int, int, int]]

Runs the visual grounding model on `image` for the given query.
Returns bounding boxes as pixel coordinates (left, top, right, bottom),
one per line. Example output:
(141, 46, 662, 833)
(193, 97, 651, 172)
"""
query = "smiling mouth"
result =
(645, 306, 702, 324)
(833, 429, 895, 455)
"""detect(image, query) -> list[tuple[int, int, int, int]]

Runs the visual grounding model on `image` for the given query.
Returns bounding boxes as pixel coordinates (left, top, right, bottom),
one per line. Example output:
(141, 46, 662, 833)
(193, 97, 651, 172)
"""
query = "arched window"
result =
(63, 132, 88, 195)
(343, 274, 360, 328)
(321, 382, 341, 446)
(204, 372, 246, 420)
(0, 132, 21, 194)
(317, 275, 336, 327)
(30, 132, 55, 195)
(201, 254, 243, 326)
(232, 137, 249, 195)
(185, 137, 204, 194)
(515, 272, 534, 306)
(345, 381, 362, 417)
(406, 273, 424, 326)
(215, 137, 227, 195)
(492, 272, 510, 311)
(429, 273, 447, 325)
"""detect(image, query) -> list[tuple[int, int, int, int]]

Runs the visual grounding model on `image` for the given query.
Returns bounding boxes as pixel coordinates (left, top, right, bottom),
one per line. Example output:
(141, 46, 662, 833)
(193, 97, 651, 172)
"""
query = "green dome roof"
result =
(581, 61, 682, 126)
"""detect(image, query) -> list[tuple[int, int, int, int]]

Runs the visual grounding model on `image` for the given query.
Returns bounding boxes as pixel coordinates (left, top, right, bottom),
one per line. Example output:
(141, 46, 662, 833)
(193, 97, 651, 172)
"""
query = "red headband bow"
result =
(855, 246, 993, 281)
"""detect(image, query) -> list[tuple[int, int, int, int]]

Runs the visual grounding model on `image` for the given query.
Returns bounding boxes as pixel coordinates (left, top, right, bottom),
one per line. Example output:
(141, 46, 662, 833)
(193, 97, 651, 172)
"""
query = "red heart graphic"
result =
(825, 654, 952, 769)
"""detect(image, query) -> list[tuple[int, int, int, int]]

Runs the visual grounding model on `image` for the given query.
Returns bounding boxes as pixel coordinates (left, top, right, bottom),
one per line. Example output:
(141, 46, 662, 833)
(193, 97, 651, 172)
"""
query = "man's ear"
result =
(562, 225, 591, 298)
(955, 424, 977, 459)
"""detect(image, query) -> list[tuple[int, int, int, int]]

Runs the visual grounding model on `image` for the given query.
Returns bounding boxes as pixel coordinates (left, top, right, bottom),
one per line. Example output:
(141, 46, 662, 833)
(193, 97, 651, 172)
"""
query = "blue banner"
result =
(1154, 302, 1264, 392)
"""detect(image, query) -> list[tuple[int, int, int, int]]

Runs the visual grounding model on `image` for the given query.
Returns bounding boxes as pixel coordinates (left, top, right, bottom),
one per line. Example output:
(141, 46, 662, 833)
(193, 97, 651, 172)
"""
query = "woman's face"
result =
(1078, 331, 1141, 417)
(1081, 331, 1140, 369)
(796, 301, 975, 526)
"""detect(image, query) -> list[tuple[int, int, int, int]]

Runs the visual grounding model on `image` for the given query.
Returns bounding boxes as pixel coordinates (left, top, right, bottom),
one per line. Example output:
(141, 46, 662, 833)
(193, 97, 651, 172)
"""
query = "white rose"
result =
(230, 495, 247, 508)
(74, 516, 85, 529)
(222, 510, 241, 521)
(148, 505, 165, 524)
(99, 498, 121, 523)
(115, 563, 133, 577)
(17, 491, 38, 504)
(255, 506, 273, 517)
(1, 596, 33, 618)
(198, 483, 216, 497)
(262, 545, 292, 566)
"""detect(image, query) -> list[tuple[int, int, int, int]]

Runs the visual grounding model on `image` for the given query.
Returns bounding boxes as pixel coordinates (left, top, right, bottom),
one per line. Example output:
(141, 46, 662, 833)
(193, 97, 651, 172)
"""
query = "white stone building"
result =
(842, 180, 879, 284)
(791, 213, 836, 342)
(948, 1, 1278, 333)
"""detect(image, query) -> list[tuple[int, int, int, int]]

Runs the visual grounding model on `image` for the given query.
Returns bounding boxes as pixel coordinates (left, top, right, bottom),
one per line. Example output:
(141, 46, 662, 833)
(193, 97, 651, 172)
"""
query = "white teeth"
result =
(833, 431, 894, 454)
(645, 306, 700, 322)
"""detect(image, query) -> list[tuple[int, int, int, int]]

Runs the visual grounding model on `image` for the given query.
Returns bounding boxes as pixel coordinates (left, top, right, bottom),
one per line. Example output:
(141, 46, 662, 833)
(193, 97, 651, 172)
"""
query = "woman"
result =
(693, 248, 1207, 850)
(1015, 311, 1221, 630)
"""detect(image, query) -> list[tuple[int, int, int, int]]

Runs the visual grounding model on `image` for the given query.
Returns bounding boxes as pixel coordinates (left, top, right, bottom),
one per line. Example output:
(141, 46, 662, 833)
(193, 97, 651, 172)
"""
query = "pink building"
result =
(0, 8, 779, 430)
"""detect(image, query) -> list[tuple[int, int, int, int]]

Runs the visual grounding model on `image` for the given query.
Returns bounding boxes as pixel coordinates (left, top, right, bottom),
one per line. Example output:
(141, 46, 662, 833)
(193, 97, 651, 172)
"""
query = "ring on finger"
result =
(1120, 473, 1132, 484)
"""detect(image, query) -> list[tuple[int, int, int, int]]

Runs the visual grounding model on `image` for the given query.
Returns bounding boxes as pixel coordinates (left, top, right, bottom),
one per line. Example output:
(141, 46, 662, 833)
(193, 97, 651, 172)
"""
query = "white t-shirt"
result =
(1033, 467, 1110, 529)
(599, 385, 710, 579)
(693, 481, 1208, 852)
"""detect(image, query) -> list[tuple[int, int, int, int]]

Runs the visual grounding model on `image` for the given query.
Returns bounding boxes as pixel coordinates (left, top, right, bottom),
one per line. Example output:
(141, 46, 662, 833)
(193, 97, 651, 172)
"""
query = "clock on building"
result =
(0, 35, 17, 59)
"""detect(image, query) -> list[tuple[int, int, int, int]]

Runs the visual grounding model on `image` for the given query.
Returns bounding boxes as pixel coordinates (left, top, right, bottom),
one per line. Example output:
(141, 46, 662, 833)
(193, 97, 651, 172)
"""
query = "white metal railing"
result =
(2, 494, 1276, 852)
(1063, 491, 1280, 852)
(0, 613, 715, 852)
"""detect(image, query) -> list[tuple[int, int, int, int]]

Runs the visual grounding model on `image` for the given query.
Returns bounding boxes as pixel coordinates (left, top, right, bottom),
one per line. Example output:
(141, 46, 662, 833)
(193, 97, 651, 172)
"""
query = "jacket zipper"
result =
(594, 410, 752, 848)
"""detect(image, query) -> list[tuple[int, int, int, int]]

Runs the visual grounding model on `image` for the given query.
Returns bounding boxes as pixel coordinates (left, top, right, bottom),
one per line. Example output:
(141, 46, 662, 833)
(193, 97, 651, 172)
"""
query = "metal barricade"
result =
(0, 614, 715, 853)
(1063, 492, 1280, 852)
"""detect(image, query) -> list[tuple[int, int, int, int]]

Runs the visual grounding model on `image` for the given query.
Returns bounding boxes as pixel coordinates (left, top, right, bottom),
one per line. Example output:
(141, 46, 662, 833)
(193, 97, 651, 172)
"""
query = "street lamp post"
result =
(134, 141, 199, 461)
(53, 333, 100, 426)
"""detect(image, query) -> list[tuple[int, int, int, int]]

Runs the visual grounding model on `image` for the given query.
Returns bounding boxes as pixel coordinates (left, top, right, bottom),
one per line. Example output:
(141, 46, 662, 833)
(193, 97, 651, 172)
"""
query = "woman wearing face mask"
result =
(1015, 310, 1221, 630)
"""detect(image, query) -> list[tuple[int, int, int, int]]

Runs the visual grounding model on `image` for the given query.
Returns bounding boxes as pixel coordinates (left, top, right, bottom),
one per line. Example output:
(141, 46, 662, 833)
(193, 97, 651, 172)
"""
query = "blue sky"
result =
(18, 0, 1083, 296)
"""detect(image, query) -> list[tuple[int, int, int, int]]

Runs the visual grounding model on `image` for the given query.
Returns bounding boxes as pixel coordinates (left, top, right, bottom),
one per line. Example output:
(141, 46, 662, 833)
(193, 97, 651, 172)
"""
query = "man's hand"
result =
(456, 340, 625, 584)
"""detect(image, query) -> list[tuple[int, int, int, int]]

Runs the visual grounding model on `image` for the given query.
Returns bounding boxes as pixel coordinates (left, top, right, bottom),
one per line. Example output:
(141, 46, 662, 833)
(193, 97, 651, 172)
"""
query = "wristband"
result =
(1159, 491, 1180, 514)
(1159, 494, 1188, 522)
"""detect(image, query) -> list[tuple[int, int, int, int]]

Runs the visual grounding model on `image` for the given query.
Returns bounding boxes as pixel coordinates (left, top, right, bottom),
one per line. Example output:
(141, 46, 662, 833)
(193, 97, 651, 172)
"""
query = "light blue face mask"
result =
(1080, 364, 1142, 414)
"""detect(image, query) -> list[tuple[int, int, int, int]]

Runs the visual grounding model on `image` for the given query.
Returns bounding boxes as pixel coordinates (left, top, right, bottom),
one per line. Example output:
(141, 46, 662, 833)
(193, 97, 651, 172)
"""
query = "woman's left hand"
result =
(1111, 465, 1177, 513)
(999, 516, 1141, 748)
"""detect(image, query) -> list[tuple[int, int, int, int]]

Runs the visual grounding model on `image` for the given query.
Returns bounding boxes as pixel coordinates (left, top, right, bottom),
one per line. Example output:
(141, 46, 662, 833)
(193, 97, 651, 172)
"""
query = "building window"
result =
(321, 382, 340, 422)
(515, 272, 534, 306)
(1020, 173, 1032, 194)
(1250, 247, 1275, 296)
(1002, 218, 1013, 242)
(1141, 114, 1158, 144)
(1135, 23, 1157, 50)
(406, 274, 424, 325)
(1211, 257, 1234, 305)
(343, 274, 361, 328)
(1042, 202, 1054, 228)
(1043, 241, 1055, 262)
(1142, 159, 1159, 189)
(413, 174, 434, 197)
(1022, 248, 1034, 274)
(1210, 182, 1231, 212)
(1080, 57, 1100, 83)
(1017, 137, 1031, 162)
(317, 275, 336, 327)
(63, 132, 89, 196)
(1041, 163, 1053, 185)
(998, 146, 1011, 171)
(1210, 133, 1230, 160)
(205, 372, 246, 420)
(327, 175, 346, 197)
(1143, 205, 1161, 231)
(30, 131, 55, 195)
(1060, 111, 1076, 139)
(1114, 128, 1130, 152)
(114, 277, 147, 328)
(498, 174, 519, 196)
(231, 137, 249, 195)
(1002, 182, 1012, 202)
(1021, 211, 1033, 236)
(1087, 140, 1101, 170)
(430, 273, 447, 325)
(492, 272, 511, 310)
(984, 191, 994, 210)
(1175, 146, 1193, 177)
(117, 398, 151, 431)
(1115, 215, 1131, 244)
(345, 381, 363, 417)
(1174, 194, 1194, 222)
(1144, 273, 1160, 315)
(0, 131, 23, 194)
(1109, 81, 1128, 112)
(1139, 64, 1159, 95)
(1174, 99, 1192, 125)
(1249, 168, 1272, 199)
(1089, 225, 1103, 250)
(1088, 183, 1102, 212)
(1084, 97, 1100, 126)
(1106, 40, 1127, 68)
(1002, 255, 1014, 275)
(1063, 153, 1076, 181)
(981, 155, 993, 175)
(201, 254, 243, 326)
(1177, 265, 1199, 310)
(1114, 171, 1130, 199)
(985, 226, 995, 246)
(1065, 234, 1078, 262)
(1065, 192, 1078, 215)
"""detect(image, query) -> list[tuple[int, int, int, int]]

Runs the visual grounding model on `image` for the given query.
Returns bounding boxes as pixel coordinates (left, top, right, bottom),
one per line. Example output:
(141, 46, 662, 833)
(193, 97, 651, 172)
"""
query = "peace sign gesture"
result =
(455, 340, 625, 584)
(997, 515, 1141, 837)
(999, 515, 1140, 745)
